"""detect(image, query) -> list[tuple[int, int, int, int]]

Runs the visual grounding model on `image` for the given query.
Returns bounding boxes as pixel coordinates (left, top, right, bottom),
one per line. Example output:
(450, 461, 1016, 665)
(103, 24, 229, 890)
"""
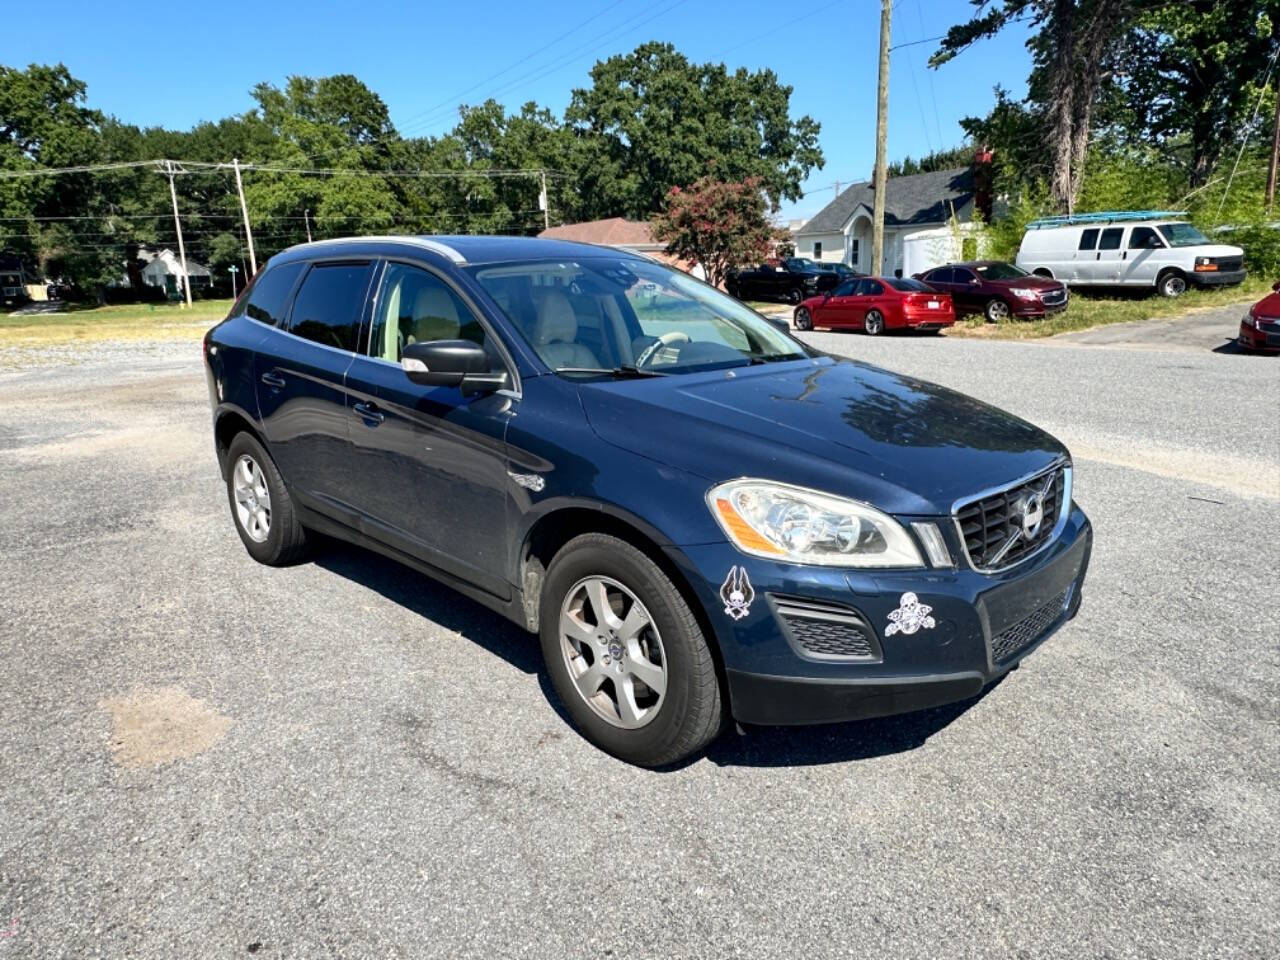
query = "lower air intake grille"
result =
(991, 588, 1069, 663)
(772, 596, 880, 660)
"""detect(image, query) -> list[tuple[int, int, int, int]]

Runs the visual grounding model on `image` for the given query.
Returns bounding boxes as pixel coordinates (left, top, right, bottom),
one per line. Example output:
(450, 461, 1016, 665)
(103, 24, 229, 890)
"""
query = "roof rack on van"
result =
(1025, 210, 1188, 229)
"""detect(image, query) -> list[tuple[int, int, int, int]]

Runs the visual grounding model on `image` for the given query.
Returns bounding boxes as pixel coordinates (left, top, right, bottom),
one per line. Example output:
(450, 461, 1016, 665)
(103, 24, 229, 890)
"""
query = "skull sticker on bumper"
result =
(885, 592, 935, 636)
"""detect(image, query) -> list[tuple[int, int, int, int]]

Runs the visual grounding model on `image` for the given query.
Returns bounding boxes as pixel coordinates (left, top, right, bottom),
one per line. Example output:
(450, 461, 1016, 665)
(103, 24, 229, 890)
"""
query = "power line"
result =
(0, 159, 570, 181)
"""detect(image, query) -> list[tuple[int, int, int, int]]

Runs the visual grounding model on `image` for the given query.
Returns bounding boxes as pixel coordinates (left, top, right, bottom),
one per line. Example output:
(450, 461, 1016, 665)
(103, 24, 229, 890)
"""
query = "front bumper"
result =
(1238, 320, 1280, 352)
(1192, 268, 1247, 287)
(667, 505, 1092, 726)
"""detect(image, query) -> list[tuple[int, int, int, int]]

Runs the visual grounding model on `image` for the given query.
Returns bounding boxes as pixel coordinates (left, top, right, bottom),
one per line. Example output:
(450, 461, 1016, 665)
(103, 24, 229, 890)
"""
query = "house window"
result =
(850, 238, 859, 267)
(813, 242, 822, 259)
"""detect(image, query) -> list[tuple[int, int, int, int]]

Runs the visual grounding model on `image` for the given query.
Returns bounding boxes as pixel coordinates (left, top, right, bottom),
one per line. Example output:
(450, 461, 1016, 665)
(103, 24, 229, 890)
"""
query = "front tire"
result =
(794, 307, 813, 331)
(225, 432, 309, 566)
(1158, 270, 1187, 298)
(539, 533, 724, 767)
(786, 287, 803, 305)
(984, 298, 1011, 322)
(863, 309, 885, 335)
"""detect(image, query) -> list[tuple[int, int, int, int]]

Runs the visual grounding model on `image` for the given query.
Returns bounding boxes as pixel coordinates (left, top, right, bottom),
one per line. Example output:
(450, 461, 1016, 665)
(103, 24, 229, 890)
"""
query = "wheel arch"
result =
(1031, 268, 1054, 279)
(213, 406, 266, 480)
(516, 504, 731, 707)
(1156, 265, 1187, 292)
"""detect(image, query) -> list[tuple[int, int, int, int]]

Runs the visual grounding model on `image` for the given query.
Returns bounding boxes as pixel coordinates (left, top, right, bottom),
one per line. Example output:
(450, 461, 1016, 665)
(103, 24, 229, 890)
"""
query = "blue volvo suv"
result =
(204, 235, 1092, 766)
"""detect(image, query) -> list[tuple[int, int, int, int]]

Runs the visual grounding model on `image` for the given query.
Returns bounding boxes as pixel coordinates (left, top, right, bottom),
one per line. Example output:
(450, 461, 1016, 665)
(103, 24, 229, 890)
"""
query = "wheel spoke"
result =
(585, 579, 622, 630)
(615, 676, 642, 725)
(618, 602, 650, 643)
(562, 611, 599, 650)
(625, 654, 665, 697)
(573, 660, 607, 699)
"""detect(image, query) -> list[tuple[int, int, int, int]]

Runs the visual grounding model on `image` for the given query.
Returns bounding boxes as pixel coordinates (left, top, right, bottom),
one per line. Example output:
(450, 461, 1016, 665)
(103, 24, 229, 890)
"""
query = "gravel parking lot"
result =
(1, 321, 1276, 957)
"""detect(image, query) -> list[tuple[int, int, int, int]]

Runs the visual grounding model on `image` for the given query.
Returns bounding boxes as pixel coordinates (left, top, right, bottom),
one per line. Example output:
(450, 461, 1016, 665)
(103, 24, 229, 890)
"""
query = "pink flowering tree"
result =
(651, 176, 783, 289)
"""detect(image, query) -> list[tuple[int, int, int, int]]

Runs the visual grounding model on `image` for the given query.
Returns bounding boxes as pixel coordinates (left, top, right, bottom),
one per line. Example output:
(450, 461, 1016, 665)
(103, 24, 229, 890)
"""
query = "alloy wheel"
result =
(558, 576, 667, 730)
(986, 299, 1011, 322)
(795, 308, 812, 330)
(864, 310, 884, 335)
(232, 454, 272, 543)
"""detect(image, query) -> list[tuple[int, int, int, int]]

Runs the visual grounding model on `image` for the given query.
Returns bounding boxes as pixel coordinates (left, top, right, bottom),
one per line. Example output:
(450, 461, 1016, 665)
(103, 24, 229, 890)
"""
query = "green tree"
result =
(1117, 1, 1276, 185)
(566, 42, 823, 219)
(651, 176, 779, 289)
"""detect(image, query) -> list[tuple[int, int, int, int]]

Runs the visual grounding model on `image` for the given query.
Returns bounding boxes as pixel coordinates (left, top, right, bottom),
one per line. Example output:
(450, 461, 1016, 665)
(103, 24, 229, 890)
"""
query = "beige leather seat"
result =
(533, 290, 599, 369)
(406, 286, 461, 345)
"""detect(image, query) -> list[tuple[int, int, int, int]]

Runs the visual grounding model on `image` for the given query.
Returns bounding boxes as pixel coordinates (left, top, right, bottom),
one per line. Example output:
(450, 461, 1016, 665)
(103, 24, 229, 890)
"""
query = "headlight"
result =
(1243, 309, 1257, 329)
(1010, 287, 1037, 299)
(707, 480, 924, 567)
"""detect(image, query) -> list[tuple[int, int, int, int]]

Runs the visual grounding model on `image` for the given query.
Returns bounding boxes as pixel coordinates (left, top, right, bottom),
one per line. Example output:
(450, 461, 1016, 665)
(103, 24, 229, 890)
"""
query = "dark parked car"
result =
(794, 276, 955, 335)
(726, 257, 841, 304)
(205, 235, 1092, 766)
(1238, 280, 1280, 353)
(916, 261, 1068, 322)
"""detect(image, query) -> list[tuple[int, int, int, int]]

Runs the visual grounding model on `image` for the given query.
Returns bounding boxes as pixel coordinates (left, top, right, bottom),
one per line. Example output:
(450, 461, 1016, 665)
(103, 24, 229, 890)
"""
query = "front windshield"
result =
(1157, 222, 1210, 247)
(973, 262, 1028, 280)
(469, 256, 811, 376)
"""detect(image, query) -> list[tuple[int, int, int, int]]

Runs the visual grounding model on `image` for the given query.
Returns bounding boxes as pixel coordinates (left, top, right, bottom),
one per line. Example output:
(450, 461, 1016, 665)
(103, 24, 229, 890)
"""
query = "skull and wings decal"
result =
(720, 566, 755, 620)
(885, 592, 936, 636)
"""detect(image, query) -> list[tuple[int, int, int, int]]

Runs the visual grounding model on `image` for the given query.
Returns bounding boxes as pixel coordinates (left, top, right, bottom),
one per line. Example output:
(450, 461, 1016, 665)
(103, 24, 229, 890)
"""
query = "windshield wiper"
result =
(552, 365, 668, 378)
(747, 353, 807, 364)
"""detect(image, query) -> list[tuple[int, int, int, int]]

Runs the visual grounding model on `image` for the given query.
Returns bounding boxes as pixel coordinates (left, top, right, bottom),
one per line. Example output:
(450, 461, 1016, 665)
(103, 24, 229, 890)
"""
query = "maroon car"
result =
(917, 261, 1068, 322)
(1238, 280, 1280, 353)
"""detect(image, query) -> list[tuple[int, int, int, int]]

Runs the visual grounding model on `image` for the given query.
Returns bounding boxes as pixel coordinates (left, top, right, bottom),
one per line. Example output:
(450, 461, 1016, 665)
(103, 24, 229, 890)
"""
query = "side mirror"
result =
(401, 339, 508, 395)
(969, 277, 981, 285)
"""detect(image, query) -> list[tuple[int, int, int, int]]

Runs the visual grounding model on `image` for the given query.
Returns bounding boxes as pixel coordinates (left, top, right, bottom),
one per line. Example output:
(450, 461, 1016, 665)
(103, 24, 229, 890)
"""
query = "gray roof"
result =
(797, 167, 974, 235)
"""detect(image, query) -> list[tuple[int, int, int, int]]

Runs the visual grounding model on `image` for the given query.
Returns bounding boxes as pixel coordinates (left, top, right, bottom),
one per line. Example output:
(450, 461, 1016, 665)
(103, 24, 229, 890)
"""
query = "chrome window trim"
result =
(951, 460, 1072, 575)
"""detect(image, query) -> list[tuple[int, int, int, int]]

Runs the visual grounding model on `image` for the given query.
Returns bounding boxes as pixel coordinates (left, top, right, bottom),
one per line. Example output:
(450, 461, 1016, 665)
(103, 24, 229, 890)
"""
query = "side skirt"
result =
(294, 502, 536, 633)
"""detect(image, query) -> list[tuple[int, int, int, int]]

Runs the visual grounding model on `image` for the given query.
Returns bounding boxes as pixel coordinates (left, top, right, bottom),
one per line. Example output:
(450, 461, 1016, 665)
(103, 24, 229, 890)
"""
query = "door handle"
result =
(260, 371, 285, 389)
(352, 401, 385, 425)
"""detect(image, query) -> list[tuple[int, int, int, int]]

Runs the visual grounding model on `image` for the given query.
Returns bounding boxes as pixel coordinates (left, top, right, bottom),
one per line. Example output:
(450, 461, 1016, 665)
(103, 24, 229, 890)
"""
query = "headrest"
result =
(533, 291, 578, 345)
(408, 286, 460, 342)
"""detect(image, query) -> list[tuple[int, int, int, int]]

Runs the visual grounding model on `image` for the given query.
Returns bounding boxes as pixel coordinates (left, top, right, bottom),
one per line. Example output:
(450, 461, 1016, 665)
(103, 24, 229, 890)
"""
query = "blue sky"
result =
(10, 0, 1034, 222)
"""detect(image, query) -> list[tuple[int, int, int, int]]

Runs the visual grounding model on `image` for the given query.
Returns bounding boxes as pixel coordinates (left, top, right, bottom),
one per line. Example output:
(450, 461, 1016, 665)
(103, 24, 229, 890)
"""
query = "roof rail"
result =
(1025, 210, 1188, 230)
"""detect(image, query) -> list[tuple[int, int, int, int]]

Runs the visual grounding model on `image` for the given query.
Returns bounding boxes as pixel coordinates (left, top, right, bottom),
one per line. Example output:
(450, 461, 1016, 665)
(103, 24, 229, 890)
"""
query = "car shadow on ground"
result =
(312, 536, 1001, 770)
(1212, 339, 1275, 356)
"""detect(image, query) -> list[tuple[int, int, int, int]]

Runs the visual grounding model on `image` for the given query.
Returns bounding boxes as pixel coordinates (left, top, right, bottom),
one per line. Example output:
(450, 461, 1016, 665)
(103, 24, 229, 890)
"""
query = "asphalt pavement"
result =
(0, 320, 1276, 958)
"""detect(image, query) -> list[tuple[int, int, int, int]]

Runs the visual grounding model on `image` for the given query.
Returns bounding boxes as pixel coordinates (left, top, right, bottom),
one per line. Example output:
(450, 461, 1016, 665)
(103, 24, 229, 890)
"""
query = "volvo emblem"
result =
(1019, 493, 1045, 538)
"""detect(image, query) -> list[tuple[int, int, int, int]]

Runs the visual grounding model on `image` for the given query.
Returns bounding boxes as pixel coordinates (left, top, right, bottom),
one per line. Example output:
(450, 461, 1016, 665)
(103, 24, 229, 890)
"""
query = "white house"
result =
(793, 166, 984, 277)
(139, 248, 212, 297)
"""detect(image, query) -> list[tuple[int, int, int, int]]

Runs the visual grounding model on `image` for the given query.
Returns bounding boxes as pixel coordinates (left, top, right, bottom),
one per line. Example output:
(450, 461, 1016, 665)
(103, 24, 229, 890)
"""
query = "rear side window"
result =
(241, 262, 304, 326)
(1078, 229, 1099, 251)
(855, 279, 884, 296)
(286, 261, 373, 352)
(1098, 228, 1123, 251)
(1128, 227, 1162, 249)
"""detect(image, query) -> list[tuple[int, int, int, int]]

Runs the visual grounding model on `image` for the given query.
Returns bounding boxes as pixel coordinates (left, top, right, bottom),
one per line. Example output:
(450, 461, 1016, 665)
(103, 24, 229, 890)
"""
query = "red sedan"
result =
(793, 276, 955, 335)
(1238, 280, 1280, 353)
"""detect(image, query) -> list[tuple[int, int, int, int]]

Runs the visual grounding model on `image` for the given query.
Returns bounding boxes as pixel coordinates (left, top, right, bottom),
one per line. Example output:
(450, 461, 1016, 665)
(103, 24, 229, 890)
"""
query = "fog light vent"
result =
(771, 596, 881, 661)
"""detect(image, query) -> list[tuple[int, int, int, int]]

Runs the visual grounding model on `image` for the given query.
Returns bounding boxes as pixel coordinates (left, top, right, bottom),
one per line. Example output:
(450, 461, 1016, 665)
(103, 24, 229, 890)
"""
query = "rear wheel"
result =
(863, 309, 885, 336)
(984, 298, 1012, 322)
(225, 432, 309, 566)
(794, 307, 813, 331)
(1158, 270, 1187, 298)
(539, 533, 724, 767)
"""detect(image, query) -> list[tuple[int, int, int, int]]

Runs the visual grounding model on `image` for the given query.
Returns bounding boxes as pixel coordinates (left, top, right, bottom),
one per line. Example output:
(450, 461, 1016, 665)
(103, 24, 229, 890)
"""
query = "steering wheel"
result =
(634, 331, 690, 368)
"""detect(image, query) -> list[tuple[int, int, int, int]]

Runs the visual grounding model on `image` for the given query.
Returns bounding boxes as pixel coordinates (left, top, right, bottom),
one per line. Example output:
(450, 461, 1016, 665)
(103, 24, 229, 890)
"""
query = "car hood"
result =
(988, 275, 1062, 291)
(1195, 243, 1245, 258)
(1253, 291, 1280, 319)
(578, 357, 1068, 517)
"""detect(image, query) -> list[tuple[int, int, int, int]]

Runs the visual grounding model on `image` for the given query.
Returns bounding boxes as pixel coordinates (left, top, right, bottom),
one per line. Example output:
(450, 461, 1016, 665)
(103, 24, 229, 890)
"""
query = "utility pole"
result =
(230, 158, 258, 274)
(160, 160, 193, 308)
(1266, 89, 1280, 217)
(871, 0, 892, 277)
(304, 208, 313, 243)
(539, 171, 549, 231)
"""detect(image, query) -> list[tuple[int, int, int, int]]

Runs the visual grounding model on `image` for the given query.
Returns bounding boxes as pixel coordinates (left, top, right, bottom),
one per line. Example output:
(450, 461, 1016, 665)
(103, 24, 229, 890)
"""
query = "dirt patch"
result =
(100, 686, 233, 769)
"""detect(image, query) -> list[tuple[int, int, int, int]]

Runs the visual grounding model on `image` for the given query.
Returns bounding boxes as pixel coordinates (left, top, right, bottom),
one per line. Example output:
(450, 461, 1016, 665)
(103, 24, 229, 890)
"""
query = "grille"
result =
(772, 596, 879, 660)
(956, 465, 1066, 572)
(1257, 319, 1280, 334)
(991, 588, 1069, 663)
(1041, 287, 1067, 307)
(1215, 256, 1243, 272)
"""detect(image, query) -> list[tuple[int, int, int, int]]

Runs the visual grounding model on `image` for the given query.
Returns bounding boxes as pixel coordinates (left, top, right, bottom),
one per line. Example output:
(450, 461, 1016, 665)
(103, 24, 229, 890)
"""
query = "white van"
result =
(1015, 211, 1246, 297)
